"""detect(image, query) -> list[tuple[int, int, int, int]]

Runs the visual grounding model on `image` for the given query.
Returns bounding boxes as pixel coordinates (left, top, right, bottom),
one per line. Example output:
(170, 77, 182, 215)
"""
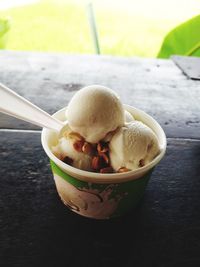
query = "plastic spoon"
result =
(0, 82, 65, 132)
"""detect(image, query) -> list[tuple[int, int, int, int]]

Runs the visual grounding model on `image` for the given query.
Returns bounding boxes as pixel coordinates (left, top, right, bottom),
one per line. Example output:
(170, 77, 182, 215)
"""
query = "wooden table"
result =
(0, 51, 200, 267)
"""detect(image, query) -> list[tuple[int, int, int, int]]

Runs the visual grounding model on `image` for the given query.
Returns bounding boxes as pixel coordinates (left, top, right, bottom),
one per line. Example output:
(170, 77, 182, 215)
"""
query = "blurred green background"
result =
(0, 0, 199, 57)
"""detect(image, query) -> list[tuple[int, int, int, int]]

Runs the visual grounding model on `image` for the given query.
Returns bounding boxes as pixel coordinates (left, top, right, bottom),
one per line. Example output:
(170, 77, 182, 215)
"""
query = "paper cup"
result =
(41, 105, 166, 219)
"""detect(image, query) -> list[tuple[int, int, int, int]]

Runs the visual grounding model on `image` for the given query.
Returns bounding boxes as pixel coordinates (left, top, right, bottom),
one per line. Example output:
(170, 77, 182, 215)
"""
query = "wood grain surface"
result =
(0, 51, 200, 267)
(0, 51, 200, 139)
(0, 131, 200, 267)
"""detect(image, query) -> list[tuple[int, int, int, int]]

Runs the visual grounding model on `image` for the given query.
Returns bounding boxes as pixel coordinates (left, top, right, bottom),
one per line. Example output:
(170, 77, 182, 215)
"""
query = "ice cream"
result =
(66, 85, 124, 143)
(102, 111, 134, 142)
(52, 123, 93, 171)
(109, 121, 160, 171)
(125, 110, 134, 122)
(51, 85, 160, 173)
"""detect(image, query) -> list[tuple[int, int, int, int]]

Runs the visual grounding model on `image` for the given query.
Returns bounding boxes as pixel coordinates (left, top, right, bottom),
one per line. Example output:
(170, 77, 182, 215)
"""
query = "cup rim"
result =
(41, 104, 167, 183)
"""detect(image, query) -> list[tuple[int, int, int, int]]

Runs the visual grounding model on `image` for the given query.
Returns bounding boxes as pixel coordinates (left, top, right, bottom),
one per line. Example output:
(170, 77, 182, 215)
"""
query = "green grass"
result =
(0, 0, 199, 57)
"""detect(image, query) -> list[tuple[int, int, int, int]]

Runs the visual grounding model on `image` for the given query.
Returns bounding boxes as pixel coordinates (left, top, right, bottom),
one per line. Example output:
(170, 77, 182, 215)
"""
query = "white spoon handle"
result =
(0, 83, 64, 131)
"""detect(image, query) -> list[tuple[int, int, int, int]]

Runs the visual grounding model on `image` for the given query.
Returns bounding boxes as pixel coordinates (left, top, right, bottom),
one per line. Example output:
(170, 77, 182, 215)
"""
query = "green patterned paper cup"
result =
(41, 105, 166, 219)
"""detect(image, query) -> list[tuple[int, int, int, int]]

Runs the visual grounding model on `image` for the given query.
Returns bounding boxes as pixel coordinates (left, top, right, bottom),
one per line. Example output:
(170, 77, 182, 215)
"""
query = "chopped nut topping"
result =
(63, 156, 73, 166)
(68, 132, 84, 141)
(73, 140, 84, 152)
(139, 159, 145, 167)
(92, 156, 108, 170)
(92, 156, 101, 170)
(100, 167, 114, 173)
(82, 142, 93, 154)
(97, 142, 109, 154)
(100, 152, 109, 164)
(117, 167, 131, 173)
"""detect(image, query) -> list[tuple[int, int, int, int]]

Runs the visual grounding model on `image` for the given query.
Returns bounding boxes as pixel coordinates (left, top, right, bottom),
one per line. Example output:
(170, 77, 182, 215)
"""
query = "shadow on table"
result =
(38, 196, 200, 267)
(39, 200, 144, 267)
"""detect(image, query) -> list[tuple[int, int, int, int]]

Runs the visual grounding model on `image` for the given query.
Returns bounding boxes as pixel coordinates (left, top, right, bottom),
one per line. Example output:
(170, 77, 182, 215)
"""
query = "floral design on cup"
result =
(54, 174, 126, 219)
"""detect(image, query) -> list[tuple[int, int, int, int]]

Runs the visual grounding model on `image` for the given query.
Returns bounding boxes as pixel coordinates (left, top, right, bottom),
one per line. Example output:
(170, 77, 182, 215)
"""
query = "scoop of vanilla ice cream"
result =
(66, 85, 125, 143)
(103, 110, 134, 142)
(125, 110, 134, 122)
(109, 121, 160, 171)
(52, 125, 92, 171)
